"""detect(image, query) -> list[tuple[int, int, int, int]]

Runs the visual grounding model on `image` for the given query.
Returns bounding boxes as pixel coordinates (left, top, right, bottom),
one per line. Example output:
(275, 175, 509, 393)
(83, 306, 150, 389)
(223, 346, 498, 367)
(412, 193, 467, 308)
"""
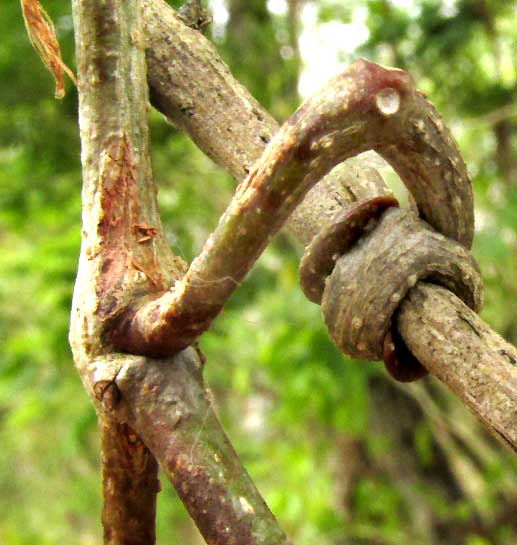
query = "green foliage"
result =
(1, 0, 516, 544)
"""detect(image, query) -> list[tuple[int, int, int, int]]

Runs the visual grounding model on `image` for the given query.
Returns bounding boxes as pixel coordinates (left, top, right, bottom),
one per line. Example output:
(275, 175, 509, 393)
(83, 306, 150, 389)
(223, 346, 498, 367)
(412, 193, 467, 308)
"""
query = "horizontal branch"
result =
(141, 0, 517, 451)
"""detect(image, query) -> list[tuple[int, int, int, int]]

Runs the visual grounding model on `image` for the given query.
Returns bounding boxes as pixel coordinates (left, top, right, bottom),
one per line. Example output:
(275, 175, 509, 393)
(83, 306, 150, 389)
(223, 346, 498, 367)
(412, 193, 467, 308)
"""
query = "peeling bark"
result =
(69, 3, 516, 544)
(100, 419, 159, 545)
(70, 0, 295, 543)
(70, 0, 170, 541)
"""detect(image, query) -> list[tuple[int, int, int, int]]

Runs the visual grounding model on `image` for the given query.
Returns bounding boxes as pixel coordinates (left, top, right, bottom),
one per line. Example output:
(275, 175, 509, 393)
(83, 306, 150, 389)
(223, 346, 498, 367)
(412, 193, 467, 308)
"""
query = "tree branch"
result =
(114, 349, 293, 545)
(141, 0, 517, 451)
(143, 0, 388, 244)
(397, 283, 517, 451)
(100, 418, 159, 544)
(69, 0, 176, 541)
(70, 1, 296, 543)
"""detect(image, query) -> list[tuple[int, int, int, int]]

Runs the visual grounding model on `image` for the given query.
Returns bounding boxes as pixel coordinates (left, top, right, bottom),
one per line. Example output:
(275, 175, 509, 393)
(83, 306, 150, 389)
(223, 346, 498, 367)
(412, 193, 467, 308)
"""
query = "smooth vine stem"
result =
(111, 59, 474, 357)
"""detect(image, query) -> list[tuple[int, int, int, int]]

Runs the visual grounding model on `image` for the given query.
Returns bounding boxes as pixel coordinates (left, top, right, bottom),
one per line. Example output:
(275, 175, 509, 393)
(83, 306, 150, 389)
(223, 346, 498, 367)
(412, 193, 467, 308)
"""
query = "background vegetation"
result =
(1, 1, 516, 544)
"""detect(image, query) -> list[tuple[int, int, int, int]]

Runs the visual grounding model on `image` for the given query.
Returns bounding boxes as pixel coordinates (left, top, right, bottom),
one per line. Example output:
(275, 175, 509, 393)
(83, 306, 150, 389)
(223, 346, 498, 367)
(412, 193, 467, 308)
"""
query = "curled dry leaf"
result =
(20, 0, 77, 98)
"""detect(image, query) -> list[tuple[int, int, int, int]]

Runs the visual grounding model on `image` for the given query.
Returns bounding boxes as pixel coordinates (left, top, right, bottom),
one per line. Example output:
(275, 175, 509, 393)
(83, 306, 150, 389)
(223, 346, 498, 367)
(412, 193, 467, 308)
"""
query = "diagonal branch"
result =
(113, 349, 294, 545)
(139, 0, 517, 451)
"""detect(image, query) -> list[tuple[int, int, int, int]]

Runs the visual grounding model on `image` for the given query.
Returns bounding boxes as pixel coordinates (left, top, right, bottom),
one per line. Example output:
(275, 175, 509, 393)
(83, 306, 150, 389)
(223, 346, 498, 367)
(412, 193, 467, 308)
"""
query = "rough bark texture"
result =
(70, 1, 294, 543)
(322, 207, 483, 361)
(141, 0, 516, 450)
(143, 0, 473, 246)
(100, 419, 159, 545)
(115, 349, 293, 545)
(299, 195, 399, 303)
(142, 0, 388, 245)
(398, 284, 517, 451)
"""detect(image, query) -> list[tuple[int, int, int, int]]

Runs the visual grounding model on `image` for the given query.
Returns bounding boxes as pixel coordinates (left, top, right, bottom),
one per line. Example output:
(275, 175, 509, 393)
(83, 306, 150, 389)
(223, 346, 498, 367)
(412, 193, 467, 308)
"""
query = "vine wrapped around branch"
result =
(140, 0, 516, 450)
(111, 60, 475, 357)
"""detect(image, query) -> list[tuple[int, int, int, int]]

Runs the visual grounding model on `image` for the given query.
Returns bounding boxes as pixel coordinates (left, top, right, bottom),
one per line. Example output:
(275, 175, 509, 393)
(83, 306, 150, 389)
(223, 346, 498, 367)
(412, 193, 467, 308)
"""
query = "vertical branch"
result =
(70, 0, 180, 541)
(69, 1, 295, 543)
(101, 419, 159, 544)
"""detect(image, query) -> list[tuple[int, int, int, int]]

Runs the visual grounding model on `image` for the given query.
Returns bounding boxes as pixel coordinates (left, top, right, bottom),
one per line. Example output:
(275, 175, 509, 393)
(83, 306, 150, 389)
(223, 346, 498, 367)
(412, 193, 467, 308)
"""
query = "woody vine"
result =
(21, 0, 517, 543)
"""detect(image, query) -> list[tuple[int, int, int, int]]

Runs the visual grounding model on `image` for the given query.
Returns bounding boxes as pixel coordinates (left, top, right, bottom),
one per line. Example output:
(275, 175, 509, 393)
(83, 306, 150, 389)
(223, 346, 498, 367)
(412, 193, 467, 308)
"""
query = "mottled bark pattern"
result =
(321, 207, 483, 361)
(115, 349, 293, 545)
(397, 284, 517, 452)
(380, 94, 474, 247)
(70, 2, 296, 543)
(69, 0, 169, 541)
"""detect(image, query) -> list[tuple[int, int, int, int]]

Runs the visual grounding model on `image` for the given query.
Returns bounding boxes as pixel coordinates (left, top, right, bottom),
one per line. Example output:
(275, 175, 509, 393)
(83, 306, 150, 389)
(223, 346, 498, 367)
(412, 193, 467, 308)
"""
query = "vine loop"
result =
(316, 207, 483, 381)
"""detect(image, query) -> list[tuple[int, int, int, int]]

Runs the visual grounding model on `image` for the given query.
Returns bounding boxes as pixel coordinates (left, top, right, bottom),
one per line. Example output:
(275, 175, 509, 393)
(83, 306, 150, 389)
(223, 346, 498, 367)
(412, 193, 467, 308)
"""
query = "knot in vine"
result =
(296, 63, 484, 381)
(301, 201, 483, 381)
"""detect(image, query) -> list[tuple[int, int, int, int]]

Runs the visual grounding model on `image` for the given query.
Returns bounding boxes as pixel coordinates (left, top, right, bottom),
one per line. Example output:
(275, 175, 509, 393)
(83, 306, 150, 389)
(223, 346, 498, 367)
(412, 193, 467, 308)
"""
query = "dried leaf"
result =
(20, 0, 76, 99)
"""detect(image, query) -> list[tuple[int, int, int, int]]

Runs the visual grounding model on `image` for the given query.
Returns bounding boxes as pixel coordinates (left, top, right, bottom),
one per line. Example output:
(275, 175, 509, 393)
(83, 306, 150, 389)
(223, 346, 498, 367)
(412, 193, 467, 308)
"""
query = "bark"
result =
(70, 0, 168, 541)
(142, 0, 396, 244)
(397, 283, 517, 450)
(70, 0, 293, 543)
(141, 0, 517, 451)
(321, 207, 483, 360)
(115, 349, 292, 545)
(100, 419, 159, 545)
